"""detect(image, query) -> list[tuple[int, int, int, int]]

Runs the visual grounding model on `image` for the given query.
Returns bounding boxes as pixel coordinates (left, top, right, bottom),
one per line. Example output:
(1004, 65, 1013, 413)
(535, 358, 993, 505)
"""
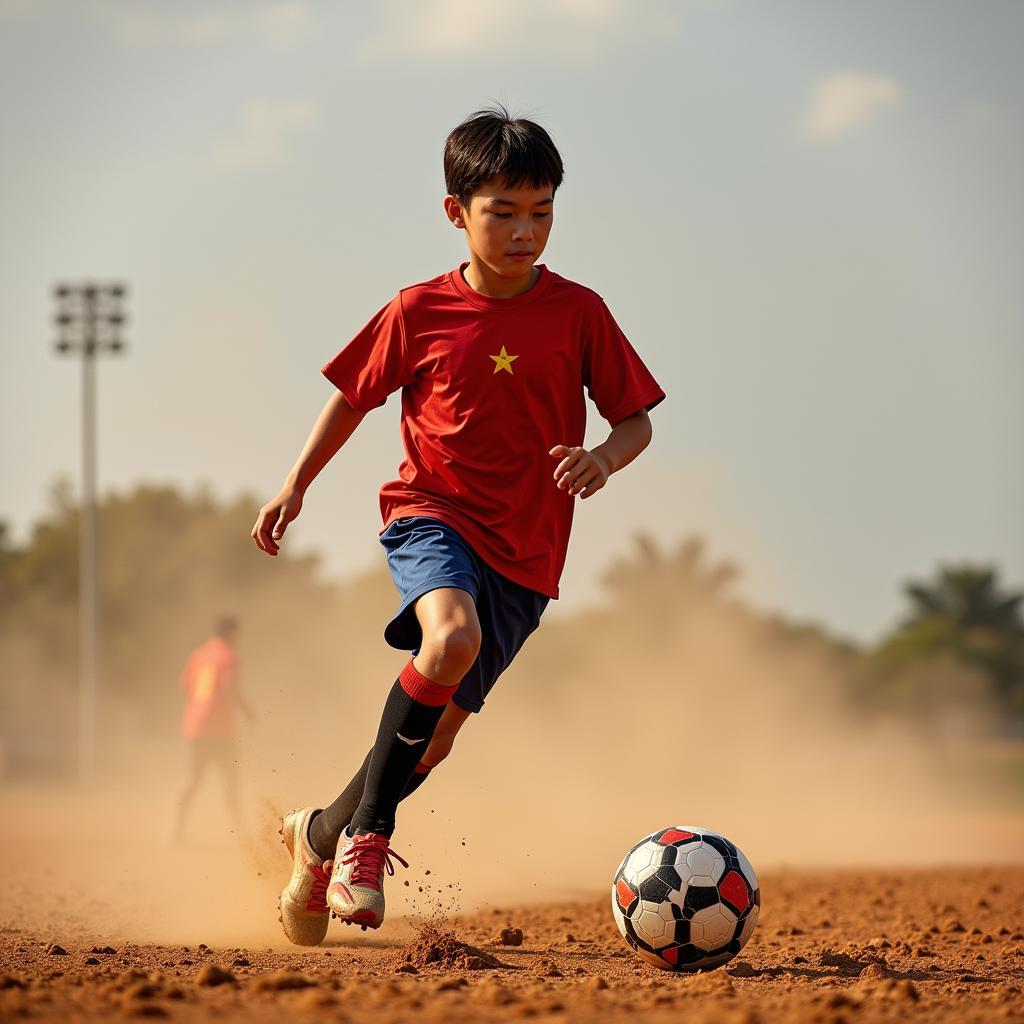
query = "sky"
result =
(1, 0, 1021, 644)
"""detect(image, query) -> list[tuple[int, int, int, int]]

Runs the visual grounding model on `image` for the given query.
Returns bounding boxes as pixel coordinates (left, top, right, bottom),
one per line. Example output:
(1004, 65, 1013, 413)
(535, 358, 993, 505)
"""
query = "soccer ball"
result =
(611, 826, 760, 972)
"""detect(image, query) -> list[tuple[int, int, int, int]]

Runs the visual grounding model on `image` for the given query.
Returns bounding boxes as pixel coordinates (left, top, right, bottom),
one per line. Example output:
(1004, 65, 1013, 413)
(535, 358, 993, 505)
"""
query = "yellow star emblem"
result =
(489, 345, 519, 375)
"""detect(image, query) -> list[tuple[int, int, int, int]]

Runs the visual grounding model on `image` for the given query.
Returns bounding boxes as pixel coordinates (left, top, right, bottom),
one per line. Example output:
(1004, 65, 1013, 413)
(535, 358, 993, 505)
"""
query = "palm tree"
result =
(599, 532, 740, 624)
(879, 563, 1024, 723)
(904, 566, 1023, 631)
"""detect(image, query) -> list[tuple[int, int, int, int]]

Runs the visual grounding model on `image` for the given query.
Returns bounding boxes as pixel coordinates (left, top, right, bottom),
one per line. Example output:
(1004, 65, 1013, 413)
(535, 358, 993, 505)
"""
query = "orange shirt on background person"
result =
(180, 637, 239, 740)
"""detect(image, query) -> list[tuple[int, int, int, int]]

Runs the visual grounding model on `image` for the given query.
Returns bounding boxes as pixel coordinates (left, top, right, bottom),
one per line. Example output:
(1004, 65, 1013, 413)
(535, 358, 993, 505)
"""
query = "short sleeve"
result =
(583, 298, 666, 426)
(321, 293, 412, 411)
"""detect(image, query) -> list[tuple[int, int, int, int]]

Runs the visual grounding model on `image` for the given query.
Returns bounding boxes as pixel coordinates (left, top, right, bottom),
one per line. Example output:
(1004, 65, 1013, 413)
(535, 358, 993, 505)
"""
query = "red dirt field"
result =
(3, 866, 1023, 1023)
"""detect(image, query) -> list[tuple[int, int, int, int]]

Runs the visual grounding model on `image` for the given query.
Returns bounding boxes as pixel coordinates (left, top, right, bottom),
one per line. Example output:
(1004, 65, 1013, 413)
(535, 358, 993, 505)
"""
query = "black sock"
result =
(401, 763, 433, 798)
(307, 750, 435, 860)
(348, 659, 455, 838)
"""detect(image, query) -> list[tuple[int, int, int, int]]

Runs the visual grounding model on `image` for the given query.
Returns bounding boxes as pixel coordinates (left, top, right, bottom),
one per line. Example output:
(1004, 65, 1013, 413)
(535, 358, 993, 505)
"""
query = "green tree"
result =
(0, 480, 395, 778)
(905, 566, 1023, 630)
(874, 564, 1024, 725)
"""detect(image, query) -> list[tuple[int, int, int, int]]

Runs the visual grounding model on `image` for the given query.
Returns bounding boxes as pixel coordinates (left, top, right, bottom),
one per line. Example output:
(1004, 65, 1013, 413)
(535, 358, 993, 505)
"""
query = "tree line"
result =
(1, 481, 1021, 778)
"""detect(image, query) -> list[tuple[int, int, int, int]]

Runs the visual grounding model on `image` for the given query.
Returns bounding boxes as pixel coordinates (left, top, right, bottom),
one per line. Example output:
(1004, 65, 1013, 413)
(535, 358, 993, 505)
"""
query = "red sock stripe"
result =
(413, 761, 432, 774)
(399, 658, 456, 707)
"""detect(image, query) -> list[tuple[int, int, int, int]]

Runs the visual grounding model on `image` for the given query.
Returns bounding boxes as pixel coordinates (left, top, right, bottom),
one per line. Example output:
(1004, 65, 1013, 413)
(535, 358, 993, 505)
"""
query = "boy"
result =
(252, 104, 665, 945)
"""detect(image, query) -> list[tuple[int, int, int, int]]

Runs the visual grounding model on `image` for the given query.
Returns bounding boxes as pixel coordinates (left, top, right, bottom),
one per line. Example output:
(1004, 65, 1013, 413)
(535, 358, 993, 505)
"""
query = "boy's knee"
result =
(422, 621, 481, 675)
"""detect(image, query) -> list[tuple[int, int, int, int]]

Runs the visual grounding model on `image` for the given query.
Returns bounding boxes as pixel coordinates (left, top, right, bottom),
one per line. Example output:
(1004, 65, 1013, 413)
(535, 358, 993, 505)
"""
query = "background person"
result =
(173, 614, 254, 841)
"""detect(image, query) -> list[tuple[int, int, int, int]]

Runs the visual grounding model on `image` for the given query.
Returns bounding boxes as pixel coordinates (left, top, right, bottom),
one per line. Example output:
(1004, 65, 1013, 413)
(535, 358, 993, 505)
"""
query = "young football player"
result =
(252, 103, 666, 944)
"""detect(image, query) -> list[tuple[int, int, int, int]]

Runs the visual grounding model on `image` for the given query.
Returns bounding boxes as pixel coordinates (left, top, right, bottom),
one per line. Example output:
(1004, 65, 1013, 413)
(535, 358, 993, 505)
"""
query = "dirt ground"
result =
(3, 861, 1023, 1023)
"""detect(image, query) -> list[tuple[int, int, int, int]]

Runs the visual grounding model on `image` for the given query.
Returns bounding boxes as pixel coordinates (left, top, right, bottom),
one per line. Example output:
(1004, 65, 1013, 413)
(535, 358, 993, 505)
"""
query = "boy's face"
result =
(446, 177, 554, 278)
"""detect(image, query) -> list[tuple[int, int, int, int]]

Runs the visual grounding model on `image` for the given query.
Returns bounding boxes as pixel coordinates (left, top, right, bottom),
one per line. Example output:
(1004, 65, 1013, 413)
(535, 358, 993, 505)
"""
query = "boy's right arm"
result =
(251, 390, 366, 556)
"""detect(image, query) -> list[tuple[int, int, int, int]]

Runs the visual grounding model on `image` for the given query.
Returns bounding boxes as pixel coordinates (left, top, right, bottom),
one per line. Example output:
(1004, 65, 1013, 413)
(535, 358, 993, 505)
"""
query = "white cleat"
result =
(326, 828, 408, 930)
(277, 807, 332, 946)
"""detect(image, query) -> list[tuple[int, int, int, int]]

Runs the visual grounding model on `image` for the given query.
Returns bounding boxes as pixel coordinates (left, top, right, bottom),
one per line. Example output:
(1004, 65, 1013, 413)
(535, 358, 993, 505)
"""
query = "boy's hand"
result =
(251, 486, 304, 556)
(549, 445, 611, 500)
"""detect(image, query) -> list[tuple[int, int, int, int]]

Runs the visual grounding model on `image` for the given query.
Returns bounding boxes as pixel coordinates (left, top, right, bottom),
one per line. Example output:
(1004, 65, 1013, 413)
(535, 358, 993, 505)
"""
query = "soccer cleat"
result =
(326, 828, 409, 930)
(277, 807, 333, 946)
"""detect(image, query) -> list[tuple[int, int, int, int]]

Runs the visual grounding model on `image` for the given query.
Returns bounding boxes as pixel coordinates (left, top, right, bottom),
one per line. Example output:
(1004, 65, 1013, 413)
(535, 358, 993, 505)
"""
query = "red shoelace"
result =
(342, 834, 409, 891)
(306, 859, 333, 912)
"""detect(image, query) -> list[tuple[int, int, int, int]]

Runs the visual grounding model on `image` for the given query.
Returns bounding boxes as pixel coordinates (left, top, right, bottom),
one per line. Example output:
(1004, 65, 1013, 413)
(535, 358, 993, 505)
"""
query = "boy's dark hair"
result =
(444, 102, 564, 210)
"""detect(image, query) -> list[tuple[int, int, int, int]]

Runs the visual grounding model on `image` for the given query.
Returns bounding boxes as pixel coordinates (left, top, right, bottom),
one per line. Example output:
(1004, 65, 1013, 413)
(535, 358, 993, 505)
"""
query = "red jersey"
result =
(322, 261, 665, 598)
(180, 637, 238, 740)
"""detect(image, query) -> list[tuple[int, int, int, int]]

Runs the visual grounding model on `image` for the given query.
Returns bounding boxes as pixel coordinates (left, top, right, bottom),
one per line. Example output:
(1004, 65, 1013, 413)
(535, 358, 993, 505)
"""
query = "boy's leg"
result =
(308, 699, 471, 861)
(326, 587, 480, 927)
(348, 587, 480, 837)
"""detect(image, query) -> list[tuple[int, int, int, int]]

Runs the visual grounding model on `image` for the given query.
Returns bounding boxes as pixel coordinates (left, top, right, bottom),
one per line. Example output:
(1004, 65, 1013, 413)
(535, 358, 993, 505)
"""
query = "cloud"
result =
(92, 0, 313, 47)
(210, 99, 320, 168)
(354, 0, 685, 61)
(800, 71, 903, 143)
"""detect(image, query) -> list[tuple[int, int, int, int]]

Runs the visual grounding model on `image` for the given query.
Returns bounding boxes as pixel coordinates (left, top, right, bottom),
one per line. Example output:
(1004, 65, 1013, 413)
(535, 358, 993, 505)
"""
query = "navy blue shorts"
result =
(379, 515, 550, 714)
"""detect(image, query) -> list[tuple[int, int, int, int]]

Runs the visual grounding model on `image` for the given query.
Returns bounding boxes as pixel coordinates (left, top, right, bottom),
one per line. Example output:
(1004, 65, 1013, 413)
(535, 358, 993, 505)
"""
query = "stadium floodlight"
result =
(51, 282, 129, 781)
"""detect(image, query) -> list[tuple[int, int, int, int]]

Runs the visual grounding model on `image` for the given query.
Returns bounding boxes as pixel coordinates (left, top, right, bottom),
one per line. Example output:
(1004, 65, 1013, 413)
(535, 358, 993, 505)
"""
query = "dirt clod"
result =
(859, 963, 891, 984)
(194, 964, 235, 986)
(531, 958, 563, 978)
(728, 960, 759, 978)
(685, 972, 735, 997)
(434, 976, 468, 991)
(819, 949, 868, 975)
(886, 979, 920, 1002)
(251, 969, 316, 991)
(404, 923, 506, 970)
(123, 981, 160, 1000)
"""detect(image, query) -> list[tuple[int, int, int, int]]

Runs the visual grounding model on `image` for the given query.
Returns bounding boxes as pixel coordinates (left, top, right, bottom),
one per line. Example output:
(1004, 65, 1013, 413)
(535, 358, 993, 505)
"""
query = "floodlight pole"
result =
(53, 283, 128, 781)
(80, 306, 98, 781)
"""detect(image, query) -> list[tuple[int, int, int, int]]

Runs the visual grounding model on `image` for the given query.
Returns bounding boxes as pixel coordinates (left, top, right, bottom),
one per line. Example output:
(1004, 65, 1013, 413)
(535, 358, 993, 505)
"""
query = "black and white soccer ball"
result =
(611, 826, 760, 971)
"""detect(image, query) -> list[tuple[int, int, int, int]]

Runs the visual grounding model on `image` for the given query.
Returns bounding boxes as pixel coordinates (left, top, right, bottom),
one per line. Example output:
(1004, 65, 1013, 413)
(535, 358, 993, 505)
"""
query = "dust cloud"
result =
(2, 536, 1021, 948)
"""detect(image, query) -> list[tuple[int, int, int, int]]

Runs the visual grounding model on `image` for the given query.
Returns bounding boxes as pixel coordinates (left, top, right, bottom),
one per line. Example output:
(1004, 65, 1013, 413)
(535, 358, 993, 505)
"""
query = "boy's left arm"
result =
(549, 409, 653, 500)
